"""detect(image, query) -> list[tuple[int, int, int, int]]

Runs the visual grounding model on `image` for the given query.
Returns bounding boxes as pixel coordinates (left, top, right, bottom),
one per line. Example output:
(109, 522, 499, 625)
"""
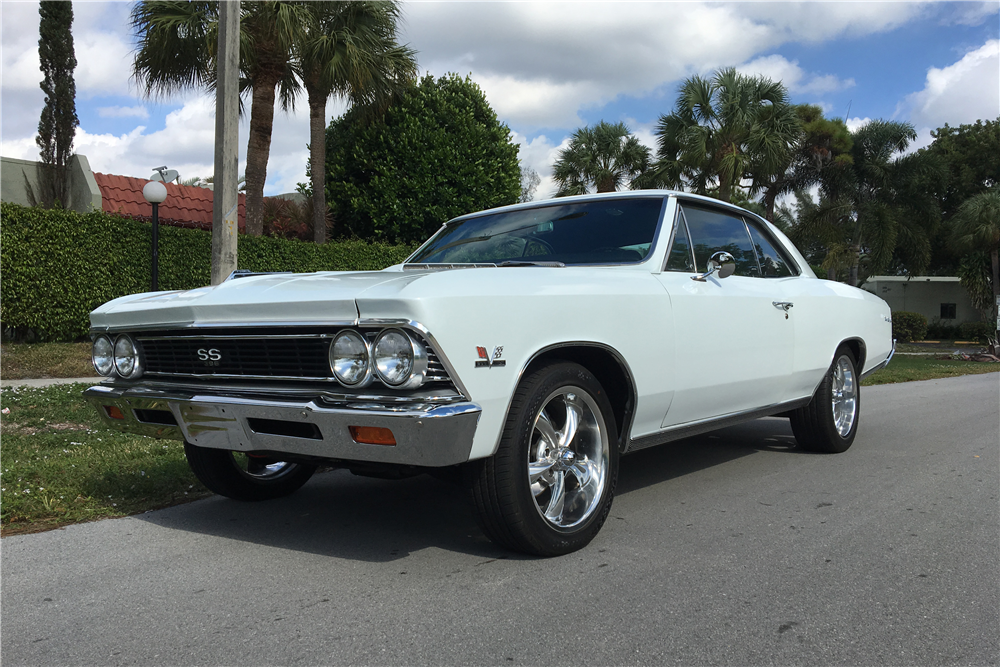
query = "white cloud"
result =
(97, 105, 149, 119)
(738, 55, 855, 95)
(902, 39, 1000, 129)
(846, 116, 872, 132)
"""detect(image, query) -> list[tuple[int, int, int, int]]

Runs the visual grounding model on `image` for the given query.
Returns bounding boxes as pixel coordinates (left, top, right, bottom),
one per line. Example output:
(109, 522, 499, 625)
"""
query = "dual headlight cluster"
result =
(331, 328, 428, 389)
(92, 334, 142, 379)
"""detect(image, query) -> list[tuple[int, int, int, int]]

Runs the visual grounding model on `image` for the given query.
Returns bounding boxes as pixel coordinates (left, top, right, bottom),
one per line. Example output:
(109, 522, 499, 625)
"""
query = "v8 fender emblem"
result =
(475, 346, 506, 368)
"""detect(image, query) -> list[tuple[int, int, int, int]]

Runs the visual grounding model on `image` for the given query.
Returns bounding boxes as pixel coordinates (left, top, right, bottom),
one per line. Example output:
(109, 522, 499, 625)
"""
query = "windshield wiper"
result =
(496, 260, 566, 267)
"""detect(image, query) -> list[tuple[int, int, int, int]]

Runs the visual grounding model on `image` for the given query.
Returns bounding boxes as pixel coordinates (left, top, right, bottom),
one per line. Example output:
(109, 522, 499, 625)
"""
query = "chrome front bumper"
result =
(84, 384, 481, 467)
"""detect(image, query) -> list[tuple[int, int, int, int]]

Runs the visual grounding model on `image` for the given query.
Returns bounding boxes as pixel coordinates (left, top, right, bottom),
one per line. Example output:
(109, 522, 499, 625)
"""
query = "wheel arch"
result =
(840, 337, 867, 373)
(509, 342, 637, 452)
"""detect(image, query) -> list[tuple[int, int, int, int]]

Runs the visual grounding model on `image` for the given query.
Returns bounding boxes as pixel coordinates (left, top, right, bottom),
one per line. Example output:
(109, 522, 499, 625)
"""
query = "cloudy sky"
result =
(1, 1, 997, 200)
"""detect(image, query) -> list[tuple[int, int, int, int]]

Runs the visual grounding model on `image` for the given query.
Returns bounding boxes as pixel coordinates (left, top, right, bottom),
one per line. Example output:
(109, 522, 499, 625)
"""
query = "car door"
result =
(655, 202, 796, 428)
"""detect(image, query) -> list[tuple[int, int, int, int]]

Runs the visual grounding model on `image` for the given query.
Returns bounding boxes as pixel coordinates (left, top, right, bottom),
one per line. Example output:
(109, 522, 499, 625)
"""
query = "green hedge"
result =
(958, 321, 997, 343)
(0, 203, 415, 341)
(891, 311, 928, 343)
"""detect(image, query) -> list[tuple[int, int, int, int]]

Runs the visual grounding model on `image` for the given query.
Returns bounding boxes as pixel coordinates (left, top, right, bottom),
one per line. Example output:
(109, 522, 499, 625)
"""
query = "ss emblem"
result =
(197, 348, 222, 366)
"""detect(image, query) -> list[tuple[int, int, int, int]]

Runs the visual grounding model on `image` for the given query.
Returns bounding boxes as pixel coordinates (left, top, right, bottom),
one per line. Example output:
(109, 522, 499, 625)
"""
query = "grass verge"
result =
(0, 383, 208, 536)
(862, 354, 1000, 385)
(1, 342, 95, 379)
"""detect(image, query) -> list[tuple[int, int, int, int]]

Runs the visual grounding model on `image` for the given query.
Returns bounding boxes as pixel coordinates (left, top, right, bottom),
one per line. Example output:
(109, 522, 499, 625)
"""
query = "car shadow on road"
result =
(617, 417, 803, 495)
(135, 418, 803, 562)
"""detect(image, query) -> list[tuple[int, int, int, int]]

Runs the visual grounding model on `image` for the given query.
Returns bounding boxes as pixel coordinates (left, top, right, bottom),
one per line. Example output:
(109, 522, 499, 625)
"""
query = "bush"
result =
(891, 311, 928, 343)
(958, 321, 996, 343)
(925, 319, 961, 340)
(0, 203, 414, 341)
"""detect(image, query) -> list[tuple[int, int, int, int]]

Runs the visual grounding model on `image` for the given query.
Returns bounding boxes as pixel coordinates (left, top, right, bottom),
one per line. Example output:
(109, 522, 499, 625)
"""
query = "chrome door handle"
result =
(772, 301, 794, 312)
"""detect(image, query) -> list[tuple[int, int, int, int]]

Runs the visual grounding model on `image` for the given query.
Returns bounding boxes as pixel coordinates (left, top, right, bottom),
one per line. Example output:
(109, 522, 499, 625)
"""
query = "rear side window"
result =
(745, 221, 795, 277)
(680, 205, 759, 277)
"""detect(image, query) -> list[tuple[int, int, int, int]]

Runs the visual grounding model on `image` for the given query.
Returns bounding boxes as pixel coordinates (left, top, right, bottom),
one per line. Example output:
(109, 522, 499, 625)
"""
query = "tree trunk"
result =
(244, 72, 280, 237)
(992, 247, 999, 336)
(308, 89, 327, 245)
(848, 243, 861, 287)
(827, 267, 836, 281)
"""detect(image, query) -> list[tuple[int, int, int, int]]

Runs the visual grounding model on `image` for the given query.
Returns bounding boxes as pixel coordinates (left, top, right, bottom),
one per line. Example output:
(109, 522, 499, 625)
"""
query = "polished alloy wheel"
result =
(235, 454, 297, 480)
(830, 356, 857, 437)
(527, 388, 610, 529)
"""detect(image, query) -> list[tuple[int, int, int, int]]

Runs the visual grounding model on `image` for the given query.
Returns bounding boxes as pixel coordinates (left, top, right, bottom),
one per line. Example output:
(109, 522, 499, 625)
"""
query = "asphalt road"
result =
(3, 373, 997, 666)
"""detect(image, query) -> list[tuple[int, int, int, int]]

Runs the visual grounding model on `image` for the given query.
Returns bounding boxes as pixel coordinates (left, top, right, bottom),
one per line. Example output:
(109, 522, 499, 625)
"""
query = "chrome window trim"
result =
(662, 206, 696, 273)
(740, 214, 801, 278)
(92, 320, 360, 335)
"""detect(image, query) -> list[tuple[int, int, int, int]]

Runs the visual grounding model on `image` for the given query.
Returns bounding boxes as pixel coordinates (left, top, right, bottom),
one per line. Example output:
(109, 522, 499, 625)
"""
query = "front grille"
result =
(139, 336, 332, 379)
(134, 330, 454, 386)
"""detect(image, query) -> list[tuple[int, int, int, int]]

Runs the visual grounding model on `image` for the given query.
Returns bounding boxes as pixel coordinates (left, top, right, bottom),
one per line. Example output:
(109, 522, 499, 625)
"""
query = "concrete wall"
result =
(1, 154, 102, 213)
(862, 277, 979, 324)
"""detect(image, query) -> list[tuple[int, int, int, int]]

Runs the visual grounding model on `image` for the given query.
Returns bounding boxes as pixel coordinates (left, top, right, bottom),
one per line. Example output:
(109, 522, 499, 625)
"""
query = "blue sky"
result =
(2, 2, 997, 199)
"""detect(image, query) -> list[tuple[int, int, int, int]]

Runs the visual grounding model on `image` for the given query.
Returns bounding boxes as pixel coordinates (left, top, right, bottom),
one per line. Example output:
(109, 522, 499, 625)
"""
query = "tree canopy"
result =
(552, 121, 654, 196)
(36, 0, 78, 208)
(323, 73, 521, 244)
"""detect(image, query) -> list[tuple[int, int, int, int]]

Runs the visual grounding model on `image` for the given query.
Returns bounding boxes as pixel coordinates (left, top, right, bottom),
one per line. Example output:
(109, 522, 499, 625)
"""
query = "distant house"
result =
(93, 172, 246, 232)
(861, 276, 978, 325)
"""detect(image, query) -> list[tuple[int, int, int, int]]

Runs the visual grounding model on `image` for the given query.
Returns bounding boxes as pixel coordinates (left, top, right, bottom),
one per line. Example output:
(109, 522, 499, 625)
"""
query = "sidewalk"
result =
(1, 377, 103, 388)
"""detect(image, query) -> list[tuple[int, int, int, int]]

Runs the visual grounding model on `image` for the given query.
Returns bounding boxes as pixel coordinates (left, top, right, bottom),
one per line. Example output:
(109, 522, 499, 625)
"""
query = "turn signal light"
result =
(105, 405, 125, 420)
(349, 426, 396, 446)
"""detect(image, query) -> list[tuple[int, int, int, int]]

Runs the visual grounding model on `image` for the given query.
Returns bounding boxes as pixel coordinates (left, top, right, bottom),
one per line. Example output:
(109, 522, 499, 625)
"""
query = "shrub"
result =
(925, 319, 961, 340)
(0, 203, 414, 341)
(958, 321, 996, 343)
(891, 311, 928, 343)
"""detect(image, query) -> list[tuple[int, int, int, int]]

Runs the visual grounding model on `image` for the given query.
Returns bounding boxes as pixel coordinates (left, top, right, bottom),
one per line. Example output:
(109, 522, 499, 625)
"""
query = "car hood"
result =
(90, 270, 424, 330)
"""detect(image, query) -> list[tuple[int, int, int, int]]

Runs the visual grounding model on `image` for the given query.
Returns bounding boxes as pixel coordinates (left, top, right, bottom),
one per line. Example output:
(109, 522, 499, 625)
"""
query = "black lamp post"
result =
(142, 180, 168, 291)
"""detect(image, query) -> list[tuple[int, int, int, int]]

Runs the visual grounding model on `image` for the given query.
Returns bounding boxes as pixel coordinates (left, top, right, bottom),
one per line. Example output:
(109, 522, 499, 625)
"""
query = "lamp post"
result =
(142, 180, 168, 291)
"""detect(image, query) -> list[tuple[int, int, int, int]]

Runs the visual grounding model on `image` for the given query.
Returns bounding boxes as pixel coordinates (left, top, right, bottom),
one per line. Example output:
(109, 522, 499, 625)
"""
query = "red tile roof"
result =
(93, 172, 246, 232)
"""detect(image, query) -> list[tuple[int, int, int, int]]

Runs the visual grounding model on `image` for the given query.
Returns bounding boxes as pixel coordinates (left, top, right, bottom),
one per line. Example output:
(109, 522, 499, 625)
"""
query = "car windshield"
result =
(406, 197, 665, 266)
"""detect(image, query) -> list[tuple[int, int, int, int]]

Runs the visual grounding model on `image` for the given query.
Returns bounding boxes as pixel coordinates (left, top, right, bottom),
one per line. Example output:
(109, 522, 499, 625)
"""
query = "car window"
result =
(745, 220, 796, 277)
(408, 198, 664, 265)
(664, 210, 694, 272)
(680, 204, 759, 277)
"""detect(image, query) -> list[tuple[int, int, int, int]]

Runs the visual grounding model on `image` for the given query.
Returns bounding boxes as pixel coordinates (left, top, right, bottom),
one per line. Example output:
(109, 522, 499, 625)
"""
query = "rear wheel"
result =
(790, 347, 860, 453)
(470, 362, 618, 556)
(184, 442, 317, 501)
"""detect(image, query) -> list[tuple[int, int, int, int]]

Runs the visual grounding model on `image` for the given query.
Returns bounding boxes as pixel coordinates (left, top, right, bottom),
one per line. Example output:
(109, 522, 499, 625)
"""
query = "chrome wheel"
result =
(527, 387, 610, 529)
(830, 356, 857, 437)
(236, 454, 297, 480)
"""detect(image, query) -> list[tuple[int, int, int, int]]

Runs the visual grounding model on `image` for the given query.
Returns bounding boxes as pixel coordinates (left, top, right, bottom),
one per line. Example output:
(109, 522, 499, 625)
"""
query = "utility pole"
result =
(211, 0, 240, 286)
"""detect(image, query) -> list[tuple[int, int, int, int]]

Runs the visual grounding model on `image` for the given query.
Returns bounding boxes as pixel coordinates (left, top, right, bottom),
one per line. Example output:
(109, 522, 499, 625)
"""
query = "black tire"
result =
(184, 442, 317, 501)
(790, 347, 860, 453)
(470, 362, 619, 556)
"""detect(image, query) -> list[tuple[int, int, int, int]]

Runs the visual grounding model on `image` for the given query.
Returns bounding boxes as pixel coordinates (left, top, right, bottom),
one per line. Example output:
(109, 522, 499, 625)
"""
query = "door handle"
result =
(772, 301, 794, 312)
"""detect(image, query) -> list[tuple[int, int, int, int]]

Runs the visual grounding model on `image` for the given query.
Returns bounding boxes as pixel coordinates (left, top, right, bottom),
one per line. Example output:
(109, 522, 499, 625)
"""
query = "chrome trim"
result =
(860, 339, 896, 379)
(92, 320, 361, 334)
(137, 333, 337, 340)
(95, 379, 466, 406)
(625, 397, 812, 453)
(359, 319, 471, 401)
(491, 341, 639, 458)
(226, 270, 293, 281)
(691, 251, 736, 282)
(143, 371, 344, 382)
(84, 385, 481, 467)
(772, 301, 794, 312)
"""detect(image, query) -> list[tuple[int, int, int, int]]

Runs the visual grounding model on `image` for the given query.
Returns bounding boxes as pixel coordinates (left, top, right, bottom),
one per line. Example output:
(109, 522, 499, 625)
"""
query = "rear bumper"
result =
(860, 338, 896, 379)
(84, 383, 481, 467)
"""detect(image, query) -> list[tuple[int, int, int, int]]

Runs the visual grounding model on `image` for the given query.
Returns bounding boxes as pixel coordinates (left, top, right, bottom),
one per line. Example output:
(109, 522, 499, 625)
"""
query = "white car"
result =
(86, 191, 894, 556)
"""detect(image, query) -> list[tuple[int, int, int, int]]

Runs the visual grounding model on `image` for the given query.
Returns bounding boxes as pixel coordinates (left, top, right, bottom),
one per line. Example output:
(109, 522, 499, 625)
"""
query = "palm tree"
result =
(296, 1, 416, 244)
(654, 68, 801, 204)
(552, 121, 654, 196)
(132, 1, 308, 236)
(821, 120, 941, 286)
(951, 189, 1000, 331)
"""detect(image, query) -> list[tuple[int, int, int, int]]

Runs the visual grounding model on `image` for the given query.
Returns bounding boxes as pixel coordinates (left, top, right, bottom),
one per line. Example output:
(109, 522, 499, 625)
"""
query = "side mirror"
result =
(692, 251, 737, 282)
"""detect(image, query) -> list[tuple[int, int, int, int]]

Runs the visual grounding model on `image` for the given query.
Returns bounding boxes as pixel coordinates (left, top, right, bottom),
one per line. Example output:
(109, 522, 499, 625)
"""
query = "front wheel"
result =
(184, 442, 317, 501)
(470, 362, 619, 556)
(790, 347, 860, 453)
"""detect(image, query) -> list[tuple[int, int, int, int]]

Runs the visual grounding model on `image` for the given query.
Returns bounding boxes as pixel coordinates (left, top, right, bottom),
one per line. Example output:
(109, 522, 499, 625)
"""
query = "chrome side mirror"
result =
(692, 251, 736, 282)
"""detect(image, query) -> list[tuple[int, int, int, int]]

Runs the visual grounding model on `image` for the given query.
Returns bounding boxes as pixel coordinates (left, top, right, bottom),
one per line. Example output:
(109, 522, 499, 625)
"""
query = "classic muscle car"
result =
(86, 191, 894, 556)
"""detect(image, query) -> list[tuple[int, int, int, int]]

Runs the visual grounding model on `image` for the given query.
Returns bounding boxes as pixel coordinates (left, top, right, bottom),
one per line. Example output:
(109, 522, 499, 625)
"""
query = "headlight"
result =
(330, 330, 371, 386)
(372, 329, 428, 388)
(92, 335, 114, 376)
(113, 335, 142, 379)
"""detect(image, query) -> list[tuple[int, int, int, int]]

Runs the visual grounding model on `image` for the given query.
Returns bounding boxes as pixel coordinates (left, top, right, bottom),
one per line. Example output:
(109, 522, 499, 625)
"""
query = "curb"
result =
(1, 377, 103, 388)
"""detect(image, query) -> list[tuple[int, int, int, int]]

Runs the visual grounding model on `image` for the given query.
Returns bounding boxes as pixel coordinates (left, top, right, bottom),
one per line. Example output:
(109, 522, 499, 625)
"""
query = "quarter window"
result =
(745, 221, 794, 277)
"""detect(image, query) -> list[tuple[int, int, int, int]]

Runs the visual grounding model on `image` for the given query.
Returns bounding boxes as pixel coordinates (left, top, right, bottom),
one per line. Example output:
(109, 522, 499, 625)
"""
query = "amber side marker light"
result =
(349, 426, 396, 446)
(104, 405, 126, 420)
